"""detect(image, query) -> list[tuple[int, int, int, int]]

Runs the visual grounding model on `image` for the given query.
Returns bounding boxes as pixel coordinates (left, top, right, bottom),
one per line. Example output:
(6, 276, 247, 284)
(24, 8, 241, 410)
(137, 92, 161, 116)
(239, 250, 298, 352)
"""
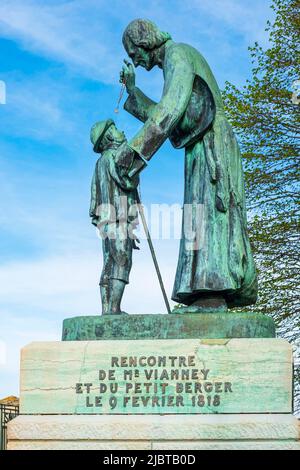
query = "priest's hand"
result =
(120, 60, 136, 94)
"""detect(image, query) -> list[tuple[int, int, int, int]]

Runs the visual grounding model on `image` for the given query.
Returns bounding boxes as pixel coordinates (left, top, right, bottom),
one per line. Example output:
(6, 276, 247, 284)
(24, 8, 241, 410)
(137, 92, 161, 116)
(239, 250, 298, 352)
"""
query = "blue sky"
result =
(0, 0, 274, 397)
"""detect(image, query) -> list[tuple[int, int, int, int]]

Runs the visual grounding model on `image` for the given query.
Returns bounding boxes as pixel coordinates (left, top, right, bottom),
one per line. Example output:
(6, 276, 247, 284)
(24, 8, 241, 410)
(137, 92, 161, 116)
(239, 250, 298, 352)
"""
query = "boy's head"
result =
(90, 119, 126, 153)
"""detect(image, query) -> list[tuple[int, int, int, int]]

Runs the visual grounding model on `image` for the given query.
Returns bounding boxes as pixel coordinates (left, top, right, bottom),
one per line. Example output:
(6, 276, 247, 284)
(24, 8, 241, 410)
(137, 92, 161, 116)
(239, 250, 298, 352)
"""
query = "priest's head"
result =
(122, 19, 172, 70)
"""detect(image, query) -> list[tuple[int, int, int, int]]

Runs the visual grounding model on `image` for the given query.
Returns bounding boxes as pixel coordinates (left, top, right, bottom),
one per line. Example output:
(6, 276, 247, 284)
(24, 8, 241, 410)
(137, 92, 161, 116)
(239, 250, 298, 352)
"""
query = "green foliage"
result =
(222, 0, 300, 412)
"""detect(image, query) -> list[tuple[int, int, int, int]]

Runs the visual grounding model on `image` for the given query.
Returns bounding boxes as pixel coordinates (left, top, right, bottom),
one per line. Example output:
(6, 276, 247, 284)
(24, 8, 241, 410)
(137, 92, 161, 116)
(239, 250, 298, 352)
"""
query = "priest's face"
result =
(125, 39, 155, 71)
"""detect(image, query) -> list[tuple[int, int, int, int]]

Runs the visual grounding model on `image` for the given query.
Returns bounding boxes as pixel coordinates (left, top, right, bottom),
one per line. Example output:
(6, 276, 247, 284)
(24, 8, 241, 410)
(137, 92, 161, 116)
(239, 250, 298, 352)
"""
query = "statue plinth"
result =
(62, 312, 275, 341)
(8, 320, 300, 450)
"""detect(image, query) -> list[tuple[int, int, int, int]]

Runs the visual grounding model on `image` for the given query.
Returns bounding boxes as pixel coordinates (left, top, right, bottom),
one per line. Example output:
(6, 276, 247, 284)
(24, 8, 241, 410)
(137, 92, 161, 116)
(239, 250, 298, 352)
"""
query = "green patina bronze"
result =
(62, 313, 275, 341)
(87, 20, 261, 322)
(115, 19, 258, 313)
(89, 120, 140, 315)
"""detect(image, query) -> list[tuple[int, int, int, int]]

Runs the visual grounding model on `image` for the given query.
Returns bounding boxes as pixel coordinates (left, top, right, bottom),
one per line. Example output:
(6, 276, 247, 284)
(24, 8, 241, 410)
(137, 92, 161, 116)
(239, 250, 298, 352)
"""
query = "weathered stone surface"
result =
(7, 440, 300, 450)
(8, 415, 300, 450)
(152, 441, 300, 450)
(20, 339, 292, 414)
(8, 414, 300, 441)
(8, 440, 151, 450)
(62, 313, 275, 341)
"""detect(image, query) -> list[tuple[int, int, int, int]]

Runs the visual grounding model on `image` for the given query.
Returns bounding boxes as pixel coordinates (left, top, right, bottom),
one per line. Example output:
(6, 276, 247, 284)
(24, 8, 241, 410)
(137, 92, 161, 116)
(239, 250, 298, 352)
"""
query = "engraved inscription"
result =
(74, 355, 233, 412)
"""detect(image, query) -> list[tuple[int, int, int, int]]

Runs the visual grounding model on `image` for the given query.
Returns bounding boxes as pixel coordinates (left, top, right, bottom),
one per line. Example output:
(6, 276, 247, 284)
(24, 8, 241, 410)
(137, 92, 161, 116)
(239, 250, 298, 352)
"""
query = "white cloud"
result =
(1, 70, 94, 145)
(0, 241, 177, 314)
(0, 341, 6, 365)
(5, 77, 65, 138)
(0, 0, 274, 150)
(0, 311, 58, 397)
(0, 0, 273, 84)
(0, 80, 6, 104)
(0, 0, 116, 82)
(188, 0, 273, 45)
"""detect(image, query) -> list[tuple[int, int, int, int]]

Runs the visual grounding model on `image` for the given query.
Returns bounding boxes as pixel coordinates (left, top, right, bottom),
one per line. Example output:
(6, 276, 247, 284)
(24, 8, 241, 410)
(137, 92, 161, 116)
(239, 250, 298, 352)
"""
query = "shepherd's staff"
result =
(136, 190, 171, 314)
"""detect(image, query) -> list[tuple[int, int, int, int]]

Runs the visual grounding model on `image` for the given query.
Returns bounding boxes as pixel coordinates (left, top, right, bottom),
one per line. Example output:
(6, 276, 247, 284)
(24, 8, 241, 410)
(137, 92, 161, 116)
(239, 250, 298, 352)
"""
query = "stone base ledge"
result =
(62, 313, 276, 341)
(7, 440, 300, 450)
(8, 414, 300, 450)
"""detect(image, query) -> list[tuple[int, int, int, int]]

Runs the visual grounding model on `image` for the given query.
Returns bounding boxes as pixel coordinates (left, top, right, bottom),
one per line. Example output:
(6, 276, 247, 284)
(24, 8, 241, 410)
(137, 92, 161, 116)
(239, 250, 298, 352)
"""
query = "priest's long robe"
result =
(125, 41, 257, 307)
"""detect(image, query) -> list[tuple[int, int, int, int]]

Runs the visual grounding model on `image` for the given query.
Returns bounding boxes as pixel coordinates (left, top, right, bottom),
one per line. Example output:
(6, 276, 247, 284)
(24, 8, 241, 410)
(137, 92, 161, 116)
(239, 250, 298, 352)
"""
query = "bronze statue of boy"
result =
(89, 119, 140, 315)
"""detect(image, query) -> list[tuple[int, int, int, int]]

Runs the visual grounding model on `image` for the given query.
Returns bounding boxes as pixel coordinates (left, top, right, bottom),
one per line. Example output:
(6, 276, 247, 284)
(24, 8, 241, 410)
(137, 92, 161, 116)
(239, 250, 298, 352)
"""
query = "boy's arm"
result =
(108, 153, 140, 191)
(89, 161, 100, 226)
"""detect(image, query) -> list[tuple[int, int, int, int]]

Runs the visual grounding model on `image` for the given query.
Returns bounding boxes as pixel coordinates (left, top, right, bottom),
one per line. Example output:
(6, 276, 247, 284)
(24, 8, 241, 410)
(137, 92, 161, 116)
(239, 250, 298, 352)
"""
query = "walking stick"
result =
(136, 190, 171, 314)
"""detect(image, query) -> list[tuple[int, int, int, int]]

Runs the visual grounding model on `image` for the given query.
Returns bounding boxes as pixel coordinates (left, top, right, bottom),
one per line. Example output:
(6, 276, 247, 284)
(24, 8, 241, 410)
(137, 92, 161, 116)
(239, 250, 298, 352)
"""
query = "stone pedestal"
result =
(7, 332, 300, 450)
(17, 338, 293, 414)
(8, 414, 300, 450)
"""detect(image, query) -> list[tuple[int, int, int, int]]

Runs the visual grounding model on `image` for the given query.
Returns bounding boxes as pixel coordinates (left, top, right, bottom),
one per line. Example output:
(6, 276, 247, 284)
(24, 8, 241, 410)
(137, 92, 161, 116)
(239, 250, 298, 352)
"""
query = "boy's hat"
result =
(90, 119, 114, 153)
